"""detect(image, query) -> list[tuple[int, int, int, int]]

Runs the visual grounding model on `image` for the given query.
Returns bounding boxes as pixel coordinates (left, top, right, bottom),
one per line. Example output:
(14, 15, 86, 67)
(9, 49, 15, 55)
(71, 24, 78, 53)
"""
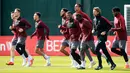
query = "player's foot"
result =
(95, 66, 103, 70)
(111, 64, 116, 70)
(125, 64, 130, 69)
(45, 56, 51, 66)
(88, 61, 96, 68)
(22, 59, 27, 66)
(76, 65, 85, 70)
(45, 63, 51, 66)
(25, 58, 34, 67)
(30, 58, 34, 66)
(71, 61, 78, 68)
(81, 61, 86, 68)
(77, 67, 85, 70)
(6, 62, 14, 65)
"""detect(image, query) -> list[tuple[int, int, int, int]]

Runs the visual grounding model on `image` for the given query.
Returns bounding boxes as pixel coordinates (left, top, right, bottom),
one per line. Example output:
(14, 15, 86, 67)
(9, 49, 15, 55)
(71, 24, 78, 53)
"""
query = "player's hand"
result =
(58, 25, 61, 28)
(60, 30, 64, 34)
(46, 36, 50, 40)
(113, 31, 116, 35)
(92, 30, 95, 34)
(101, 31, 106, 35)
(19, 28, 23, 32)
(9, 26, 13, 30)
(71, 34, 75, 38)
(11, 31, 15, 34)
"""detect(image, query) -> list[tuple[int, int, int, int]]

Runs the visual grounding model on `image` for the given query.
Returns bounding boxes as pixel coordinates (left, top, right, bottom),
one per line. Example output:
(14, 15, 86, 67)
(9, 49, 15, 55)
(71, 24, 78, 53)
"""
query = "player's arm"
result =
(102, 17, 112, 33)
(81, 12, 92, 24)
(42, 23, 50, 40)
(84, 20, 92, 39)
(22, 19, 32, 30)
(111, 18, 125, 32)
(30, 30, 37, 39)
(74, 21, 81, 36)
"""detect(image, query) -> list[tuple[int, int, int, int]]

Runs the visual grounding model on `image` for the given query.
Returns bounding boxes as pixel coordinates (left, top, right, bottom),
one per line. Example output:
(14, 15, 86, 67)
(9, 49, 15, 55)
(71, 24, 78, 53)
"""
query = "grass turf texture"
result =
(0, 56, 130, 73)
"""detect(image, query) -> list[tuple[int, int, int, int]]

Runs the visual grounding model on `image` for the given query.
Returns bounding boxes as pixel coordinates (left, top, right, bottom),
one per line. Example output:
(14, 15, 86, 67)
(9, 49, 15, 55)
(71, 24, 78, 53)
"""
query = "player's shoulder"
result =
(39, 20, 46, 25)
(20, 18, 28, 22)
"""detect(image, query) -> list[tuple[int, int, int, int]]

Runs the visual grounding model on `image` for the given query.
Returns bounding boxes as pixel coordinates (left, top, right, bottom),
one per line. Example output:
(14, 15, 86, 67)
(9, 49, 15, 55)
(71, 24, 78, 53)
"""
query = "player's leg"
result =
(100, 41, 116, 70)
(60, 39, 69, 56)
(70, 41, 84, 69)
(16, 37, 33, 67)
(6, 38, 17, 65)
(111, 40, 122, 55)
(70, 41, 81, 64)
(119, 40, 130, 68)
(35, 40, 51, 66)
(80, 41, 86, 68)
(95, 42, 103, 70)
(86, 40, 96, 68)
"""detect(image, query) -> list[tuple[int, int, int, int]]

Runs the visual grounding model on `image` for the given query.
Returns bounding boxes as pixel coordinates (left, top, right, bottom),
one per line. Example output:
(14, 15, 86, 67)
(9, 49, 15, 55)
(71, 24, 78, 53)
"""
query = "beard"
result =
(61, 13, 65, 17)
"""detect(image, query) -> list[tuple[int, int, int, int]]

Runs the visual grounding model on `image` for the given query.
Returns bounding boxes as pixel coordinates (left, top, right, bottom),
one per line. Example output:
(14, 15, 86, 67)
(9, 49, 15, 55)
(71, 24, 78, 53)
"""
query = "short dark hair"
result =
(35, 12, 41, 18)
(15, 8, 21, 12)
(76, 3, 82, 7)
(76, 13, 82, 18)
(62, 8, 68, 12)
(66, 11, 72, 15)
(112, 7, 120, 12)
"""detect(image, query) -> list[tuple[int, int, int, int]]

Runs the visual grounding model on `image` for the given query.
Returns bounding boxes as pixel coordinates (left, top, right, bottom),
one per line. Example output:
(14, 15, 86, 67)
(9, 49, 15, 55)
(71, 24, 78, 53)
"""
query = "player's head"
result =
(60, 8, 68, 17)
(34, 12, 41, 21)
(66, 11, 73, 20)
(112, 7, 120, 16)
(75, 3, 81, 12)
(14, 8, 21, 18)
(11, 11, 15, 20)
(76, 13, 83, 22)
(93, 7, 101, 16)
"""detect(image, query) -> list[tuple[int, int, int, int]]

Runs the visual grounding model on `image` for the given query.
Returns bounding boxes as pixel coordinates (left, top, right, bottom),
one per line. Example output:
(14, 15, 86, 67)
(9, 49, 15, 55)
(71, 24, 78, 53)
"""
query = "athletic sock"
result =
(10, 57, 14, 62)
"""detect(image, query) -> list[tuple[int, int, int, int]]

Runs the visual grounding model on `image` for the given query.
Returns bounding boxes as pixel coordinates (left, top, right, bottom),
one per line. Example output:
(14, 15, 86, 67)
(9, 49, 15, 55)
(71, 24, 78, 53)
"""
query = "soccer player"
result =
(31, 12, 51, 66)
(58, 8, 77, 67)
(6, 11, 17, 65)
(73, 3, 97, 68)
(76, 13, 96, 68)
(58, 8, 70, 56)
(111, 7, 130, 68)
(59, 11, 84, 69)
(73, 3, 92, 24)
(7, 11, 33, 66)
(93, 7, 116, 70)
(13, 8, 33, 67)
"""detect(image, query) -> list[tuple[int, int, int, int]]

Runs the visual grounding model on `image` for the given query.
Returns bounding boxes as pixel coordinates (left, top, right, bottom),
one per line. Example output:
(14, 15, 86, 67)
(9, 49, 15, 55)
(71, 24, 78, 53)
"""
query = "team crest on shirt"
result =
(14, 20, 20, 26)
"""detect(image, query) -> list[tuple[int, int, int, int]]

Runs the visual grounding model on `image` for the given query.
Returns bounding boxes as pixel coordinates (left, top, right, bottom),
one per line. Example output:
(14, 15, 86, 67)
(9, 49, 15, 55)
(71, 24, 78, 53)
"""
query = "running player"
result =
(93, 7, 116, 70)
(13, 8, 33, 67)
(31, 12, 51, 66)
(111, 7, 130, 68)
(76, 13, 96, 68)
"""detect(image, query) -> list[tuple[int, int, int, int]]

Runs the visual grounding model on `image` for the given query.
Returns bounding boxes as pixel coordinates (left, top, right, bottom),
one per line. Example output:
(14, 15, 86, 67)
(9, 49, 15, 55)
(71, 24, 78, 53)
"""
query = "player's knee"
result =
(35, 48, 39, 53)
(71, 49, 76, 55)
(10, 47, 15, 51)
(60, 48, 65, 52)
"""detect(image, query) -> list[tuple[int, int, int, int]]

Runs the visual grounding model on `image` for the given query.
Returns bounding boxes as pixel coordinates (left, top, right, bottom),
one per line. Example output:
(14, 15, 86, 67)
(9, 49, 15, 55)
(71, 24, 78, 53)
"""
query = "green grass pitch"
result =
(0, 56, 130, 73)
